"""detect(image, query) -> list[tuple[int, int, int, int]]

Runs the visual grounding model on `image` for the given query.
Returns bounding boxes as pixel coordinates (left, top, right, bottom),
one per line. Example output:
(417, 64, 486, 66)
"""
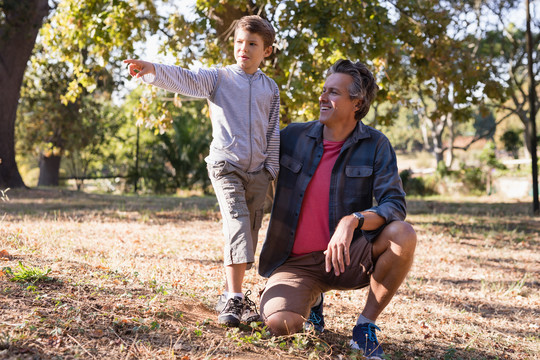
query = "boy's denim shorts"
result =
(260, 236, 374, 319)
(208, 161, 272, 269)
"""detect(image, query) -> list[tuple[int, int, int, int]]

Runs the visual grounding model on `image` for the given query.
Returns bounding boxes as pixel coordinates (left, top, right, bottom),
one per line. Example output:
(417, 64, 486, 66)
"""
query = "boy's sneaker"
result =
(350, 323, 384, 359)
(241, 290, 262, 323)
(215, 293, 227, 313)
(217, 296, 244, 327)
(304, 293, 325, 333)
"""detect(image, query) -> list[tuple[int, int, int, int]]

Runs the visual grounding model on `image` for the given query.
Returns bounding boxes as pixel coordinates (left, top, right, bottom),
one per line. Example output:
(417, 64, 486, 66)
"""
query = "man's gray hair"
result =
(327, 59, 379, 121)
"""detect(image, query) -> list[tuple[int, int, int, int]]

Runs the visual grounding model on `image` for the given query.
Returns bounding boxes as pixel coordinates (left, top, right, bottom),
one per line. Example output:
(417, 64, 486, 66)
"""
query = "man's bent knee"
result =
(374, 221, 417, 258)
(388, 221, 416, 249)
(265, 311, 304, 336)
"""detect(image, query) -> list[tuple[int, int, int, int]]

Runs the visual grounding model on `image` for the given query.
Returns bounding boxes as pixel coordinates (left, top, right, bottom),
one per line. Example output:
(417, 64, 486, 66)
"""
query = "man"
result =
(258, 59, 417, 359)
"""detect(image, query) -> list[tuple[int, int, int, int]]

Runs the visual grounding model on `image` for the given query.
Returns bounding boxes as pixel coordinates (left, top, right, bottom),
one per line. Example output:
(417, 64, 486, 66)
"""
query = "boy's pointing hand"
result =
(123, 59, 156, 78)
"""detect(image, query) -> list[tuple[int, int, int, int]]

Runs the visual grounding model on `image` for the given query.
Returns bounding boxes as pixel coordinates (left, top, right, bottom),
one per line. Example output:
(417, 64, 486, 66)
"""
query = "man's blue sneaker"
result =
(304, 294, 325, 333)
(350, 323, 384, 359)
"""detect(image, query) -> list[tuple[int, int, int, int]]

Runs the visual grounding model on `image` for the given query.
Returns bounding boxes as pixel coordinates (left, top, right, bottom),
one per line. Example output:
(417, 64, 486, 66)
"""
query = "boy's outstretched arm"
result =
(123, 59, 156, 78)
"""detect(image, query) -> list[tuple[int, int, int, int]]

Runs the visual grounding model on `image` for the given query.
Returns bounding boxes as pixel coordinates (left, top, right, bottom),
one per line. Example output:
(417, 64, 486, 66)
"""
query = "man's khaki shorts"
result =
(260, 237, 374, 320)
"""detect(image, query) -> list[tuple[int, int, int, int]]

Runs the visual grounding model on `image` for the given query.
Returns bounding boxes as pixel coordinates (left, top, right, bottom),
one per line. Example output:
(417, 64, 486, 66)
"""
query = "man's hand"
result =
(324, 215, 359, 276)
(123, 59, 156, 78)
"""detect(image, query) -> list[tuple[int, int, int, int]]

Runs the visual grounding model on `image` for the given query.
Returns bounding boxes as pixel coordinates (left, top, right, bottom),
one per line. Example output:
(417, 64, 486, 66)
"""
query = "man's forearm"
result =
(349, 211, 385, 231)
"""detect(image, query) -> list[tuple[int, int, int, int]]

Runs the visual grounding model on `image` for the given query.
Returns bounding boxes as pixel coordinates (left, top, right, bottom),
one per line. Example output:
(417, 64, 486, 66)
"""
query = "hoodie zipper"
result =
(247, 74, 253, 170)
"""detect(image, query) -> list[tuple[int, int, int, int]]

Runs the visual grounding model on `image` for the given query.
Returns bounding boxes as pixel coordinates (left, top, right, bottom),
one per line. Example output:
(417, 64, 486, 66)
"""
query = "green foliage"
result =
(479, 142, 506, 171)
(117, 88, 212, 194)
(400, 170, 437, 196)
(458, 165, 485, 195)
(379, 107, 423, 152)
(500, 129, 523, 158)
(477, 4, 539, 160)
(2, 262, 53, 284)
(40, 0, 161, 104)
(158, 100, 212, 192)
(473, 112, 496, 139)
(437, 143, 506, 195)
(140, 0, 397, 126)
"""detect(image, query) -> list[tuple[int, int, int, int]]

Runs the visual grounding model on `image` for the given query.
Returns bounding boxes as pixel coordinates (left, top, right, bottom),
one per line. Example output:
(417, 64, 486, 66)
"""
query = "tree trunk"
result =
(521, 114, 533, 157)
(445, 114, 455, 168)
(428, 117, 446, 166)
(525, 0, 539, 215)
(0, 0, 49, 189)
(420, 119, 431, 151)
(38, 153, 61, 186)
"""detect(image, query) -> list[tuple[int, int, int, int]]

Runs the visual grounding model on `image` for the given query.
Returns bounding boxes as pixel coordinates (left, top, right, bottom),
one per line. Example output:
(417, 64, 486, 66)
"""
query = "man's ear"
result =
(354, 99, 362, 110)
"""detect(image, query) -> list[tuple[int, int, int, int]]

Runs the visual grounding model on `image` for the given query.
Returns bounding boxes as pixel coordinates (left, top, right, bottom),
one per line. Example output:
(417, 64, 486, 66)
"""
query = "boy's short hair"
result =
(235, 15, 275, 48)
(327, 59, 379, 121)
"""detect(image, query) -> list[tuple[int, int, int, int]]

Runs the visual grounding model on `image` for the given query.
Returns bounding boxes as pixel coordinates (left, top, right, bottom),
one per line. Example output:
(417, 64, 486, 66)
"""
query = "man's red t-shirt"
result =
(291, 139, 345, 256)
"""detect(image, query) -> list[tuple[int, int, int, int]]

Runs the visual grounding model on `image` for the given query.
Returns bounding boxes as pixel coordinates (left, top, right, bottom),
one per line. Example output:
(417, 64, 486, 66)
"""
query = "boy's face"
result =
(234, 28, 272, 74)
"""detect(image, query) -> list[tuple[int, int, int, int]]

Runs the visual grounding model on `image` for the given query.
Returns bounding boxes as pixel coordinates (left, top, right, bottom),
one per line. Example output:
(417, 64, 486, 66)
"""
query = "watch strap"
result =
(352, 212, 364, 229)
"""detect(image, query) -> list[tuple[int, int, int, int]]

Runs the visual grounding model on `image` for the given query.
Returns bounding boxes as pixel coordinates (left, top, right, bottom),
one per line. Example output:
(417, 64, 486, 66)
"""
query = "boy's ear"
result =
(263, 46, 273, 57)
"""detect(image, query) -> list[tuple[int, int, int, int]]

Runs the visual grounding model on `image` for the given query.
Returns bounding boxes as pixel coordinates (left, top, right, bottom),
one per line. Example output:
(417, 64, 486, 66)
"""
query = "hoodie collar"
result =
(229, 64, 262, 79)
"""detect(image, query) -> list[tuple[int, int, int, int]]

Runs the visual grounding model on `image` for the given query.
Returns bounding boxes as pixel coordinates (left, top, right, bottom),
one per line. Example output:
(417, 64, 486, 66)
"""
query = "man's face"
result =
(319, 73, 360, 127)
(234, 28, 272, 74)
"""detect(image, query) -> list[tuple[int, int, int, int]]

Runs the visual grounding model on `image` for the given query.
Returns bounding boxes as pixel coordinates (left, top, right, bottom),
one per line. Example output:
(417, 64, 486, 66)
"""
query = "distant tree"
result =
(384, 0, 493, 168)
(479, 25, 539, 157)
(16, 53, 121, 187)
(501, 129, 524, 159)
(473, 112, 496, 140)
(478, 0, 538, 213)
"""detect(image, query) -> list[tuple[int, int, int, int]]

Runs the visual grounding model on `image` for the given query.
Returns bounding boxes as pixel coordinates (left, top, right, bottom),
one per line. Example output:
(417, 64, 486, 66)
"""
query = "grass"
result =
(2, 261, 52, 284)
(0, 188, 539, 359)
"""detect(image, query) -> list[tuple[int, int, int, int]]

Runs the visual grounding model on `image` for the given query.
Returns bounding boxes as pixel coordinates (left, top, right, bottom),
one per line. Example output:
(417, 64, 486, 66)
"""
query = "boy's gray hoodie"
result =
(143, 63, 280, 179)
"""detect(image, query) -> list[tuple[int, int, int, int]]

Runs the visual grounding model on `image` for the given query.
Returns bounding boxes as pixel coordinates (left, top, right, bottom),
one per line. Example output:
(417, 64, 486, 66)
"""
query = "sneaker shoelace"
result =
(366, 323, 381, 343)
(308, 311, 323, 325)
(243, 290, 259, 314)
(223, 297, 243, 314)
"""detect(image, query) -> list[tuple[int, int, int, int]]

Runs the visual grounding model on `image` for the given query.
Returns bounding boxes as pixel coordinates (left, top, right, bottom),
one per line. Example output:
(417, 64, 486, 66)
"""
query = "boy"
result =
(124, 15, 279, 327)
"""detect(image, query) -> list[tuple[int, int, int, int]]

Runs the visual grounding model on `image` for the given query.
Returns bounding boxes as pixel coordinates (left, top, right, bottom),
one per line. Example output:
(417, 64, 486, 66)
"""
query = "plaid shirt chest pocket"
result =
(343, 165, 374, 197)
(278, 154, 302, 189)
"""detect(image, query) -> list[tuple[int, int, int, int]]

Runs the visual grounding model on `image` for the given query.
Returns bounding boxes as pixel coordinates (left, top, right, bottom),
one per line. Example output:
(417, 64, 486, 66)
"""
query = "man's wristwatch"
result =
(352, 212, 364, 229)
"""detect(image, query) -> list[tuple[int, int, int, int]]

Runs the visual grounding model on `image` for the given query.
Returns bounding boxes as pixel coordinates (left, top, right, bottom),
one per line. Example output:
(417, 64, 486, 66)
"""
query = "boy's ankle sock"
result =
(227, 292, 244, 300)
(356, 314, 375, 325)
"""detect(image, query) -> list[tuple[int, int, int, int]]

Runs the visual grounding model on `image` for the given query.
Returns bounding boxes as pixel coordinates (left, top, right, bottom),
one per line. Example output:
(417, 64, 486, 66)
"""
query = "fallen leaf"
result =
(89, 329, 104, 338)
(0, 249, 11, 260)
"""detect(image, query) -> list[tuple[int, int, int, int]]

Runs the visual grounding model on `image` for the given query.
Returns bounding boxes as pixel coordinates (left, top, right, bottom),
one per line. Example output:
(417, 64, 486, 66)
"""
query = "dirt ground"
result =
(0, 188, 538, 359)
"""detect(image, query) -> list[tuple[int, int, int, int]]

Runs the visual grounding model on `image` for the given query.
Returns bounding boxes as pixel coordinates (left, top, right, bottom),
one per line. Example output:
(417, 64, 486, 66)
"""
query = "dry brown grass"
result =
(0, 188, 538, 359)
